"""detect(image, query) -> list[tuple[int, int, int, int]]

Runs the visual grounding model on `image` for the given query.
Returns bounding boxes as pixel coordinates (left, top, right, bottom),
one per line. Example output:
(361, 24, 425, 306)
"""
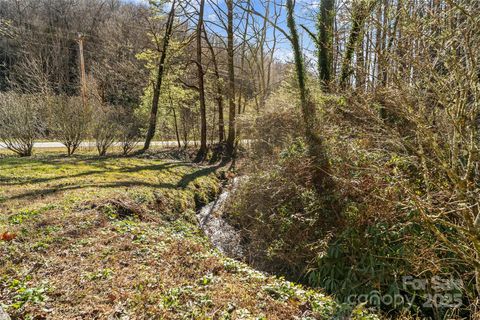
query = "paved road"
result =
(0, 141, 184, 149)
(0, 139, 253, 149)
(0, 140, 252, 150)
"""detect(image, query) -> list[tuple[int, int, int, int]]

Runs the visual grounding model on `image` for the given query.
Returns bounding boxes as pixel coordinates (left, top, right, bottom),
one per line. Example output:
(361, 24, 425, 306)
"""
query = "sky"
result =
(124, 0, 321, 64)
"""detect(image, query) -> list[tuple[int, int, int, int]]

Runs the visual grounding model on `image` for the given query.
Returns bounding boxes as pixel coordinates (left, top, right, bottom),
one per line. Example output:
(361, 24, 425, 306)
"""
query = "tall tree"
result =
(226, 0, 236, 157)
(237, 1, 251, 116)
(382, 0, 402, 86)
(340, 0, 376, 89)
(317, 0, 335, 91)
(203, 30, 225, 143)
(286, 0, 330, 190)
(143, 0, 176, 151)
(195, 0, 208, 161)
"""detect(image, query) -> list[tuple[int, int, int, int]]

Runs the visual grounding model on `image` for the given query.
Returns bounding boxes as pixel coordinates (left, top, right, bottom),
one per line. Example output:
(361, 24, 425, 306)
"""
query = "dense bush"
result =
(92, 103, 120, 156)
(47, 95, 91, 156)
(229, 138, 337, 276)
(117, 108, 144, 155)
(228, 88, 340, 274)
(227, 80, 478, 318)
(0, 92, 46, 156)
(243, 81, 303, 159)
(0, 91, 144, 157)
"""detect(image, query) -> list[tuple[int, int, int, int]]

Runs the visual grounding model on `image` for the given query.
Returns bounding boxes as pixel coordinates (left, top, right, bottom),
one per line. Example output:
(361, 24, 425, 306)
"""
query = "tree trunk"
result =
(181, 107, 188, 148)
(195, 0, 208, 161)
(203, 30, 225, 143)
(226, 0, 236, 157)
(236, 0, 251, 141)
(286, 0, 330, 191)
(383, 0, 401, 86)
(143, 0, 176, 151)
(340, 0, 375, 89)
(169, 92, 181, 149)
(356, 25, 366, 91)
(317, 0, 335, 91)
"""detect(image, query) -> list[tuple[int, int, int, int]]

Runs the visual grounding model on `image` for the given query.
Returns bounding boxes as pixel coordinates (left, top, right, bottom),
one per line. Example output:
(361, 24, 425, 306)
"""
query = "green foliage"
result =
(307, 221, 424, 304)
(137, 40, 198, 141)
(8, 205, 53, 225)
(279, 138, 308, 159)
(1, 277, 50, 312)
(84, 268, 114, 281)
(198, 273, 214, 286)
(262, 277, 377, 319)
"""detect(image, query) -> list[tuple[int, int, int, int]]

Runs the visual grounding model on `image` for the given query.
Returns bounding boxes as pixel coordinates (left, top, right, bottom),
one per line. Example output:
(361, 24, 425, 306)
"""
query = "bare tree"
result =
(92, 104, 119, 156)
(117, 108, 143, 155)
(48, 95, 91, 156)
(194, 0, 208, 161)
(203, 30, 225, 143)
(0, 92, 46, 157)
(226, 0, 236, 157)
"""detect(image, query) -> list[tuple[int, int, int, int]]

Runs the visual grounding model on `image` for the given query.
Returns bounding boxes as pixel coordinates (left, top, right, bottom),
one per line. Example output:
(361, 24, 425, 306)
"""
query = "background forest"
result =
(0, 0, 479, 319)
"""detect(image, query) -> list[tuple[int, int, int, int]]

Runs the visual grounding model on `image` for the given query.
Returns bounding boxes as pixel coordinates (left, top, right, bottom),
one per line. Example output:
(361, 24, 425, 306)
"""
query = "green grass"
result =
(0, 154, 218, 214)
(0, 153, 376, 319)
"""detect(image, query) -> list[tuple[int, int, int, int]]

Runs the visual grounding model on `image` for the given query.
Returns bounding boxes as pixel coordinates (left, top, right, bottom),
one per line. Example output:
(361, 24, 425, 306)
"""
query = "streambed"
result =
(196, 178, 244, 258)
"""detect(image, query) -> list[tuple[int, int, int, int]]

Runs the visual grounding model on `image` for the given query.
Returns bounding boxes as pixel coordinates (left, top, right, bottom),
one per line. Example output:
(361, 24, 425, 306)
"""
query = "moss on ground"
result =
(0, 154, 375, 319)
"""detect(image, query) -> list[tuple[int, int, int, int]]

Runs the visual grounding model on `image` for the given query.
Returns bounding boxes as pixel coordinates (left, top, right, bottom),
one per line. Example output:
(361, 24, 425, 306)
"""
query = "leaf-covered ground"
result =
(0, 154, 374, 319)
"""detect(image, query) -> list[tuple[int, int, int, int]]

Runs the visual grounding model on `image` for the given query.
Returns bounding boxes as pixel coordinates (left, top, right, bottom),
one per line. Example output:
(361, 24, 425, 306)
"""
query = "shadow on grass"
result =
(4, 162, 223, 202)
(5, 181, 178, 201)
(0, 160, 187, 186)
(176, 163, 223, 189)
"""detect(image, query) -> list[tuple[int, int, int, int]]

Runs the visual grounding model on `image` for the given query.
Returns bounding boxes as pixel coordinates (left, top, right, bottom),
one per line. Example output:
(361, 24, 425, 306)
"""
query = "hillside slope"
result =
(0, 155, 373, 319)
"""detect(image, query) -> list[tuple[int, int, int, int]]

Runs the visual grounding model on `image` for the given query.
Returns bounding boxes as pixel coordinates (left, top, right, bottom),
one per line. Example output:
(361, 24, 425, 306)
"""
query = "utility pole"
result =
(77, 33, 87, 109)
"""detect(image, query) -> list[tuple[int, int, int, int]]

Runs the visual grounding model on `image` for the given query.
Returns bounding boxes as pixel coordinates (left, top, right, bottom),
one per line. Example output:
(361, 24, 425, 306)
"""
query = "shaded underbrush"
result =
(228, 88, 478, 319)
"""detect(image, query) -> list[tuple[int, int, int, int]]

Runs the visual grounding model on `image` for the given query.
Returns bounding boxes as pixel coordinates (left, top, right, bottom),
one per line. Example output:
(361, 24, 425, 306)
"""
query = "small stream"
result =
(196, 178, 244, 258)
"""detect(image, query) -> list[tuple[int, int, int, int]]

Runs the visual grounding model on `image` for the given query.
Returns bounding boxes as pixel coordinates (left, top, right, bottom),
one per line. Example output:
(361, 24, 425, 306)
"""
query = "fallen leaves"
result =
(1, 231, 16, 241)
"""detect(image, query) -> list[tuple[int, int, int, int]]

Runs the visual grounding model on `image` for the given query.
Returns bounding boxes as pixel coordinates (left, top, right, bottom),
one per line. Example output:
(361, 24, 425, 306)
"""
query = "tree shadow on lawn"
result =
(175, 163, 223, 189)
(3, 163, 223, 202)
(5, 181, 178, 201)
(0, 161, 187, 186)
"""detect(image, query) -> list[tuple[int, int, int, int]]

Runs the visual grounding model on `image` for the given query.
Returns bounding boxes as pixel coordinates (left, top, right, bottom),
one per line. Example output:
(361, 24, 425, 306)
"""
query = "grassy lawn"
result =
(0, 153, 362, 319)
(0, 153, 214, 213)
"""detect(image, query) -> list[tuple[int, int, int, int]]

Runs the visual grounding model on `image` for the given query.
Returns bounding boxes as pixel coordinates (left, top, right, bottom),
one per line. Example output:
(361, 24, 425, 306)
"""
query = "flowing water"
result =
(196, 178, 244, 258)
